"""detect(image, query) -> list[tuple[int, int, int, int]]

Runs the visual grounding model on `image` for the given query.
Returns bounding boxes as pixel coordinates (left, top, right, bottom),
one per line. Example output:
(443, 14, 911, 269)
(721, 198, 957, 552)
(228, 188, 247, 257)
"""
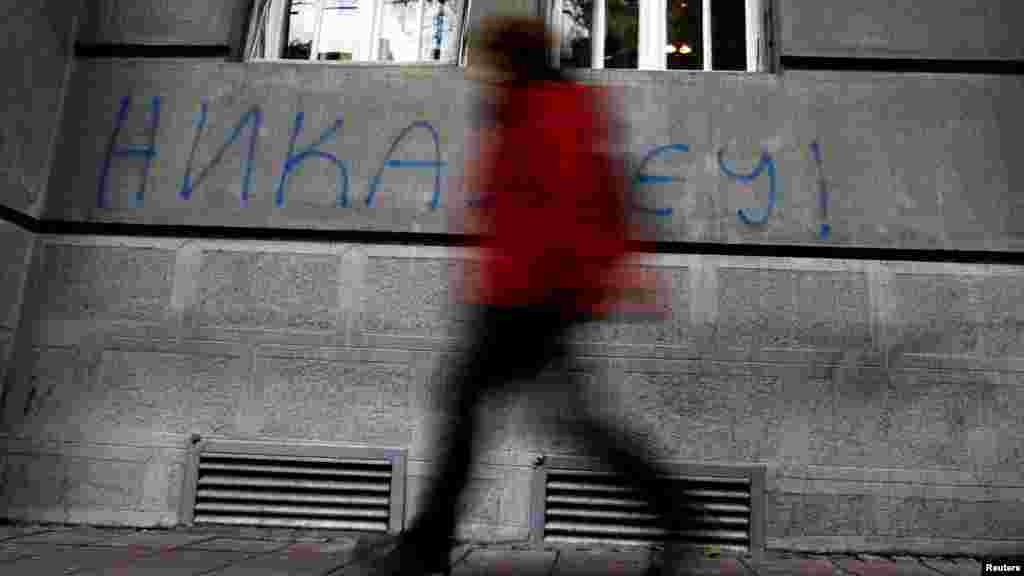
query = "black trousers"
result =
(407, 301, 693, 555)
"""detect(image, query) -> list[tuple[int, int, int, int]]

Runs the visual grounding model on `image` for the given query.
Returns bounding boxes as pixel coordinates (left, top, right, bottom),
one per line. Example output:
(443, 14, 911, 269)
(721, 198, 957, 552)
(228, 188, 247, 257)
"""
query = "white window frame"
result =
(548, 0, 770, 72)
(249, 0, 471, 64)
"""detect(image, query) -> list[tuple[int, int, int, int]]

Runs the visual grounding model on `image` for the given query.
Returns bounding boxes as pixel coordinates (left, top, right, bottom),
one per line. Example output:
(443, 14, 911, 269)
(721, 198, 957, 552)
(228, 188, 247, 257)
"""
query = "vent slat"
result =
(546, 523, 750, 542)
(546, 509, 749, 526)
(197, 489, 390, 506)
(201, 462, 393, 478)
(197, 475, 390, 492)
(545, 495, 750, 514)
(192, 448, 399, 533)
(546, 508, 658, 521)
(550, 471, 750, 486)
(548, 482, 749, 501)
(544, 535, 749, 554)
(193, 515, 388, 531)
(545, 495, 648, 508)
(204, 452, 391, 467)
(194, 502, 390, 518)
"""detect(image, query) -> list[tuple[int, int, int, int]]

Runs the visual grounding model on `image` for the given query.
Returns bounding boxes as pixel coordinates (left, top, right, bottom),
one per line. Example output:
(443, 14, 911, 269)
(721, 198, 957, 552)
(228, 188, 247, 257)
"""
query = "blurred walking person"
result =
(368, 15, 696, 576)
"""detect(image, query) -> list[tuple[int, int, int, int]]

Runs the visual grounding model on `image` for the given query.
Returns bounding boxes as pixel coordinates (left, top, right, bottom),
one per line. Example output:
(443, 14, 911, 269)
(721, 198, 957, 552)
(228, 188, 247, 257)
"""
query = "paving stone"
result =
(10, 528, 119, 546)
(550, 547, 651, 575)
(175, 537, 295, 553)
(94, 530, 222, 548)
(0, 544, 158, 575)
(837, 555, 943, 576)
(78, 548, 254, 575)
(213, 540, 360, 575)
(451, 548, 558, 576)
(919, 557, 980, 576)
(746, 552, 843, 576)
(0, 524, 62, 542)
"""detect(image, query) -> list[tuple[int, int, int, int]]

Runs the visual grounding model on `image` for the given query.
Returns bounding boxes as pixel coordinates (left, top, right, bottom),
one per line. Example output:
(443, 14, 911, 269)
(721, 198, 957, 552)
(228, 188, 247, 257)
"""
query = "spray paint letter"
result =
(97, 96, 160, 209)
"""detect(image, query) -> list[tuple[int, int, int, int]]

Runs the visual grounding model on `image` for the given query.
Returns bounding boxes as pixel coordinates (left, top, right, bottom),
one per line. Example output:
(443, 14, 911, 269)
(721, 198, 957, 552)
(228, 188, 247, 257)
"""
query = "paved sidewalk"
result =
(0, 522, 1017, 575)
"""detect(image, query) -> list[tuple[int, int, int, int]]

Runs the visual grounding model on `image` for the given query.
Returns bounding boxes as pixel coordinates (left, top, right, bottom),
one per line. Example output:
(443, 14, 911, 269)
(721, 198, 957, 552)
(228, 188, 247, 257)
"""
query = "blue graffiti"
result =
(367, 121, 446, 210)
(97, 96, 845, 241)
(719, 149, 777, 226)
(276, 112, 349, 208)
(810, 140, 830, 240)
(98, 95, 160, 209)
(633, 144, 689, 216)
(181, 100, 263, 208)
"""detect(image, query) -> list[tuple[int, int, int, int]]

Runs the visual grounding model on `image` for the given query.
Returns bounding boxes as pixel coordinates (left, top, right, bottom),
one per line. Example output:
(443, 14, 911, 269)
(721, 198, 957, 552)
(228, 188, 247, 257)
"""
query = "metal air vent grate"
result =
(531, 458, 764, 560)
(183, 439, 406, 533)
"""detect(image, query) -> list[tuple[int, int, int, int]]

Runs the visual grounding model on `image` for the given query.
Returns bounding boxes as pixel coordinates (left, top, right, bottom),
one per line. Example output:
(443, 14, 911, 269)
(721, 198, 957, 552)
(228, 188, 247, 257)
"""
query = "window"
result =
(246, 0, 470, 63)
(552, 0, 770, 72)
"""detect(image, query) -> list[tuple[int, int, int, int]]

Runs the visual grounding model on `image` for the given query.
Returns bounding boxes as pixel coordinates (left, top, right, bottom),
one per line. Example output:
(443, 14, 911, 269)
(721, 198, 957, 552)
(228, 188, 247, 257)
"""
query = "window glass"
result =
(379, 0, 422, 62)
(711, 0, 746, 70)
(605, 0, 638, 69)
(419, 0, 462, 61)
(285, 0, 318, 59)
(281, 0, 463, 62)
(318, 0, 364, 61)
(666, 0, 701, 70)
(560, 0, 593, 69)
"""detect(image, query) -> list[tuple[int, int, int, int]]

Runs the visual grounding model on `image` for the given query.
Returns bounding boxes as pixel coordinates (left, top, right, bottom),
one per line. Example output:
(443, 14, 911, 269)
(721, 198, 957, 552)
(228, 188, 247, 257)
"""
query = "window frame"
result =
(549, 0, 773, 73)
(248, 0, 472, 65)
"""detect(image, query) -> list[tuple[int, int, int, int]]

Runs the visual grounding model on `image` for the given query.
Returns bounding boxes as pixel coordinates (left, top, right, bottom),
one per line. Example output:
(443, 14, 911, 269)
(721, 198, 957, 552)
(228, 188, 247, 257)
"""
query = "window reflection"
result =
(711, 0, 746, 70)
(318, 0, 362, 61)
(282, 0, 463, 62)
(285, 0, 318, 59)
(605, 0, 638, 69)
(667, 0, 701, 70)
(560, 0, 593, 69)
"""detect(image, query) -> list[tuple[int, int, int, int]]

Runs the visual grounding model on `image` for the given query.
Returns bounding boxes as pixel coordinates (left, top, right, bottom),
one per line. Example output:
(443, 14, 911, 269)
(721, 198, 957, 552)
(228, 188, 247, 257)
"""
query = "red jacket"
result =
(458, 80, 663, 318)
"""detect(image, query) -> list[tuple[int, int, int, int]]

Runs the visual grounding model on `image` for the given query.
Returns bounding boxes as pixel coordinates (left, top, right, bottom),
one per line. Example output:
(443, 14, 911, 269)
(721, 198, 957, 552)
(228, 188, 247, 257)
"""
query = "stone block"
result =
(64, 457, 146, 508)
(195, 250, 341, 331)
(256, 355, 412, 442)
(618, 366, 733, 461)
(1, 453, 65, 508)
(795, 271, 872, 351)
(978, 276, 1024, 360)
(886, 274, 982, 358)
(761, 364, 834, 466)
(880, 370, 991, 469)
(34, 243, 174, 324)
(89, 349, 245, 436)
(826, 367, 892, 466)
(12, 346, 96, 435)
(0, 222, 31, 330)
(361, 257, 457, 339)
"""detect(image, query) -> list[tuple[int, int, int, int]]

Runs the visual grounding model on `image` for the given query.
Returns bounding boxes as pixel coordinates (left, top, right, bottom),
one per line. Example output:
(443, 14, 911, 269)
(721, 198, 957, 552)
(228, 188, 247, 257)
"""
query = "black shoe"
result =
(367, 533, 452, 576)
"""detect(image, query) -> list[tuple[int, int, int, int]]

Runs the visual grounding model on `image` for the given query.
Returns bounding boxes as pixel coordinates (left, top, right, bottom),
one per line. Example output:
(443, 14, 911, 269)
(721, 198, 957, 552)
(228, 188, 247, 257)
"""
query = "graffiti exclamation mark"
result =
(811, 140, 830, 240)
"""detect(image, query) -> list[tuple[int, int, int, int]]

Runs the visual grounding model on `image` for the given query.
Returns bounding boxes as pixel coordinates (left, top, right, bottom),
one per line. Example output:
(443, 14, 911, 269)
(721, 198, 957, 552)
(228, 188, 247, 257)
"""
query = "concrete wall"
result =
(0, 0, 81, 219)
(780, 0, 1024, 61)
(1, 235, 1022, 554)
(46, 61, 1024, 251)
(0, 222, 36, 416)
(0, 1, 79, 436)
(78, 0, 250, 47)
